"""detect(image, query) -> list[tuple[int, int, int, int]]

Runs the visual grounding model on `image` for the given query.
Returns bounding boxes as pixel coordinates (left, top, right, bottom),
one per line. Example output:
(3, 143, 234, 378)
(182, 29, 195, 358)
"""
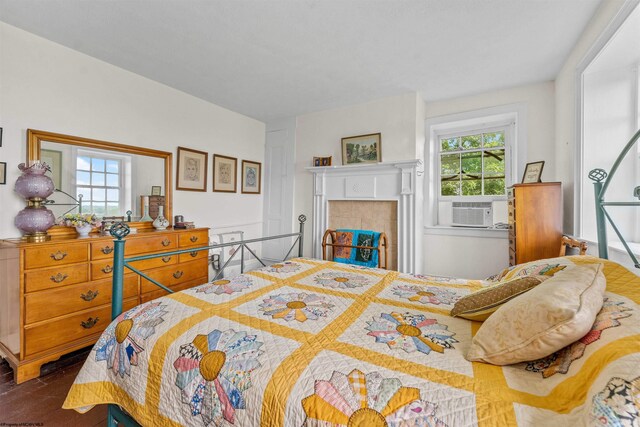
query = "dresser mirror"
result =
(27, 129, 172, 233)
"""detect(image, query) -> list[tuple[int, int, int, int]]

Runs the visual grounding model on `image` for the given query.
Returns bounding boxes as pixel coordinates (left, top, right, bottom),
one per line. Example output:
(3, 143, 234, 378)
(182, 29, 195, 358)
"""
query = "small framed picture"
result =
(342, 133, 381, 165)
(213, 154, 237, 193)
(176, 146, 208, 191)
(241, 160, 261, 194)
(0, 162, 6, 185)
(0, 127, 3, 147)
(522, 161, 545, 184)
(313, 157, 321, 167)
(151, 186, 162, 196)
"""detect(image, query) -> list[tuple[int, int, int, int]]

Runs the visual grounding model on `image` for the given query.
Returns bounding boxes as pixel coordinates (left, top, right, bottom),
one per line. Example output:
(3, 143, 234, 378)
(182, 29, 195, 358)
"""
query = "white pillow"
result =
(466, 263, 606, 365)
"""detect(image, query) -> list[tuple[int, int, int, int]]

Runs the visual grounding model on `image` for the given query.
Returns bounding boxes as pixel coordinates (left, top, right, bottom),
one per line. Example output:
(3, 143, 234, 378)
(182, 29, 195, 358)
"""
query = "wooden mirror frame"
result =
(27, 129, 173, 235)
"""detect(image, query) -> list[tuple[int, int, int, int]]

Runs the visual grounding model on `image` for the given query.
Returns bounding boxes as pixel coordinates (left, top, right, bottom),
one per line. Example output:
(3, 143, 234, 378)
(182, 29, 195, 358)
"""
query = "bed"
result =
(64, 130, 640, 426)
(63, 252, 639, 426)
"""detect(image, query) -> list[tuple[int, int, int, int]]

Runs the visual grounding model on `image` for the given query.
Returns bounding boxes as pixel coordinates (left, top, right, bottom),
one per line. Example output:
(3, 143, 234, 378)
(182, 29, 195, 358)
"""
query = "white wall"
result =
(423, 82, 556, 278)
(293, 92, 424, 255)
(0, 23, 265, 240)
(554, 0, 628, 233)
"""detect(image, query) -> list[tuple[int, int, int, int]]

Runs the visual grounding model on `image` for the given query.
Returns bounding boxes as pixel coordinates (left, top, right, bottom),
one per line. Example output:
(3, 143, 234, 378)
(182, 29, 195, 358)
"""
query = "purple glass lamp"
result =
(14, 162, 56, 242)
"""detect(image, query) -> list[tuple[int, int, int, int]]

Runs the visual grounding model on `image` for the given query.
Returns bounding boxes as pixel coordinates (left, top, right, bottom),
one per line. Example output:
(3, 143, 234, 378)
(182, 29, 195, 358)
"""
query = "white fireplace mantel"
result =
(306, 160, 423, 273)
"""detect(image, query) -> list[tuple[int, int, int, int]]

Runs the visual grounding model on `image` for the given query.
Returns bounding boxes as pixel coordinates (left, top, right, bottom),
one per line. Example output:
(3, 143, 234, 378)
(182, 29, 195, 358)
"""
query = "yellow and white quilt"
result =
(63, 256, 640, 426)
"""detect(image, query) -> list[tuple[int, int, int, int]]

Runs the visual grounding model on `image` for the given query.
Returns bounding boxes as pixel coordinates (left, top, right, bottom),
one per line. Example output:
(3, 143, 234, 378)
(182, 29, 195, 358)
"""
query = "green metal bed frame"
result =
(589, 128, 640, 269)
(105, 215, 307, 426)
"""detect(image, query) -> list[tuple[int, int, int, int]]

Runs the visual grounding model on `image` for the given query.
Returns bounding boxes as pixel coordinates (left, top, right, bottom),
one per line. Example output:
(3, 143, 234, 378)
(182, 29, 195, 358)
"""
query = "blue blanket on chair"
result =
(333, 229, 381, 268)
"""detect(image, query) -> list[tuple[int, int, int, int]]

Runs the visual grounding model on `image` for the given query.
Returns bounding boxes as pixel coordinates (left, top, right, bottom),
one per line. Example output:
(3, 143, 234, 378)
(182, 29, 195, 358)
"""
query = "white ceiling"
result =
(0, 0, 602, 122)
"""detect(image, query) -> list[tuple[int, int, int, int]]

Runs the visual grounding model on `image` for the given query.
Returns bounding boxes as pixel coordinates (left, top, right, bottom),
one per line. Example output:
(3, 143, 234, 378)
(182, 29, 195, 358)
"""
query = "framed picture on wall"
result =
(341, 133, 381, 165)
(41, 149, 62, 189)
(213, 154, 238, 193)
(0, 162, 6, 185)
(241, 160, 261, 194)
(176, 146, 208, 191)
(151, 185, 162, 196)
(522, 161, 545, 184)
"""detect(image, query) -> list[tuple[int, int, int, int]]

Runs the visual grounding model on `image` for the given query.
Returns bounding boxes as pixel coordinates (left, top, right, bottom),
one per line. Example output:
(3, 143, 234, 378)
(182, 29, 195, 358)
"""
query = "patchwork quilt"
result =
(63, 256, 640, 426)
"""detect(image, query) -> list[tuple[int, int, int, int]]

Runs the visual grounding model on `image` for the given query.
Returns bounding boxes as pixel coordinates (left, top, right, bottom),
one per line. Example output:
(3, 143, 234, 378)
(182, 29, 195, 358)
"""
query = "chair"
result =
(559, 235, 588, 256)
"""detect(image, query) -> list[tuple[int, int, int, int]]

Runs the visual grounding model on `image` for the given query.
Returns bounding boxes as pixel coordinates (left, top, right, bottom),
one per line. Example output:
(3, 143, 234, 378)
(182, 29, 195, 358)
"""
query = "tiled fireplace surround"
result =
(307, 160, 421, 273)
(328, 201, 398, 271)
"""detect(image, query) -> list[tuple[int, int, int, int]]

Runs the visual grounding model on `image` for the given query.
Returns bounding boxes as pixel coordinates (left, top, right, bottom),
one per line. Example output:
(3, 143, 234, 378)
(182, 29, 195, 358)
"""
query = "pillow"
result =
(450, 275, 548, 321)
(485, 257, 576, 282)
(466, 263, 606, 365)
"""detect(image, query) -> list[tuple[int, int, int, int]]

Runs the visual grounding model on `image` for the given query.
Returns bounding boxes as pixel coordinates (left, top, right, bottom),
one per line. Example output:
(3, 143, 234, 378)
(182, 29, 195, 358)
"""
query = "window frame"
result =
(436, 123, 512, 201)
(424, 103, 526, 231)
(74, 148, 127, 216)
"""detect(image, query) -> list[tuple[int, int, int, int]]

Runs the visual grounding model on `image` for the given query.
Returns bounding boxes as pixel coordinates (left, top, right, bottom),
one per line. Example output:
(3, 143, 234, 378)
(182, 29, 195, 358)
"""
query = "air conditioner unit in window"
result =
(451, 202, 493, 227)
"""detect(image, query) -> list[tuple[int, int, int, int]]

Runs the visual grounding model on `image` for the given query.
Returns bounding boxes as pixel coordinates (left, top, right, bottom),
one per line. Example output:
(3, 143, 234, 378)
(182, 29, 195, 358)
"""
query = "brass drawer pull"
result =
(101, 246, 113, 254)
(161, 239, 171, 247)
(80, 317, 99, 329)
(190, 236, 198, 242)
(190, 251, 198, 258)
(50, 273, 68, 283)
(173, 270, 184, 279)
(102, 265, 113, 274)
(80, 290, 99, 302)
(162, 256, 172, 263)
(50, 251, 67, 261)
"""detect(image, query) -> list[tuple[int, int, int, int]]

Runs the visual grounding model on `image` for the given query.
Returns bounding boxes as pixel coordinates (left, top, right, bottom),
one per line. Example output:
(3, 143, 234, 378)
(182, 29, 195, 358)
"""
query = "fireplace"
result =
(328, 200, 398, 270)
(307, 160, 422, 273)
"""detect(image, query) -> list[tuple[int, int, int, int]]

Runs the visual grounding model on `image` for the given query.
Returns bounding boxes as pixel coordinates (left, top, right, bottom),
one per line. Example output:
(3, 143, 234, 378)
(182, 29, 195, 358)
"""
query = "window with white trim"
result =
(439, 127, 508, 198)
(75, 151, 123, 217)
(426, 107, 522, 230)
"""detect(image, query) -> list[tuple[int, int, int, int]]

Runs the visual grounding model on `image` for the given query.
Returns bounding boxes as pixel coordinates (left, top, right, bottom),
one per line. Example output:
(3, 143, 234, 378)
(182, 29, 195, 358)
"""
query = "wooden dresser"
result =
(0, 227, 209, 383)
(508, 182, 563, 266)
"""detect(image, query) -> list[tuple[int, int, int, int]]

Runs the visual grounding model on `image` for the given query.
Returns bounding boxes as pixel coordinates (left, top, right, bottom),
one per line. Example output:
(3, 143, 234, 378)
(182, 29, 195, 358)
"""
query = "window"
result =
(439, 129, 507, 197)
(425, 105, 524, 230)
(75, 152, 122, 216)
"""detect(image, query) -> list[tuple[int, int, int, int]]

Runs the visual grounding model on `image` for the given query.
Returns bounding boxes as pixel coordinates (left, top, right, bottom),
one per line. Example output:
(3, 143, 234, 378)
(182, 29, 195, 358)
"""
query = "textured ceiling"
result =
(0, 0, 602, 122)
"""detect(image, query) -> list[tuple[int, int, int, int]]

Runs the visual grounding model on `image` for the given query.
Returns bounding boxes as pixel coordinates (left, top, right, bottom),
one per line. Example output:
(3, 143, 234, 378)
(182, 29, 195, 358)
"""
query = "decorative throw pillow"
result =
(485, 257, 576, 282)
(450, 275, 548, 321)
(466, 263, 606, 365)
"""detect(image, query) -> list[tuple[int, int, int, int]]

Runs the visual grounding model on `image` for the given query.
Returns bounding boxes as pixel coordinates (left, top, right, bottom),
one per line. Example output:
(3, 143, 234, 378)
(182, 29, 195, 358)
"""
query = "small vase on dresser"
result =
(75, 223, 93, 237)
(153, 206, 169, 230)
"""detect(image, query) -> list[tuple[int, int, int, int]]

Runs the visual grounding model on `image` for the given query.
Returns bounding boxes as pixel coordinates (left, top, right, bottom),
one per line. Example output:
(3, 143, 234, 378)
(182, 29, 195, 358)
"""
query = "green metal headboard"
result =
(589, 128, 640, 269)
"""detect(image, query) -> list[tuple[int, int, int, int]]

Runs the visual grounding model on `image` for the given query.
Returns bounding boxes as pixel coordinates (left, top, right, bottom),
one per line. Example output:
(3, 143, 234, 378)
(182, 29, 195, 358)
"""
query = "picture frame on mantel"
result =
(341, 133, 381, 165)
(0, 162, 6, 185)
(176, 146, 208, 191)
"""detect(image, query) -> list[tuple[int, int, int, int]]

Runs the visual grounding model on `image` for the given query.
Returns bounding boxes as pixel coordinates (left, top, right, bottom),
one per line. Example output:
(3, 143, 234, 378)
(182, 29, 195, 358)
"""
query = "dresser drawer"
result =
(90, 241, 118, 260)
(141, 276, 207, 303)
(25, 275, 138, 324)
(91, 260, 135, 281)
(178, 230, 208, 248)
(24, 298, 137, 356)
(24, 243, 88, 270)
(24, 263, 89, 293)
(126, 235, 177, 255)
(129, 253, 177, 271)
(140, 259, 208, 294)
(178, 249, 208, 263)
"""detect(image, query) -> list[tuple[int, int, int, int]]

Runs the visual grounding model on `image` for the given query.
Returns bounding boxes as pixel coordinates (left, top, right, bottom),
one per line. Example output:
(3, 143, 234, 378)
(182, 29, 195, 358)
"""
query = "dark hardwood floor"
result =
(0, 347, 107, 426)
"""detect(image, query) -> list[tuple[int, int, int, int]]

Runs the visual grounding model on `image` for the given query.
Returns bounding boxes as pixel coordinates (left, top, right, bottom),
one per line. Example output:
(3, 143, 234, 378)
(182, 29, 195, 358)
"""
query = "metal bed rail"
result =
(108, 215, 306, 321)
(589, 128, 640, 269)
